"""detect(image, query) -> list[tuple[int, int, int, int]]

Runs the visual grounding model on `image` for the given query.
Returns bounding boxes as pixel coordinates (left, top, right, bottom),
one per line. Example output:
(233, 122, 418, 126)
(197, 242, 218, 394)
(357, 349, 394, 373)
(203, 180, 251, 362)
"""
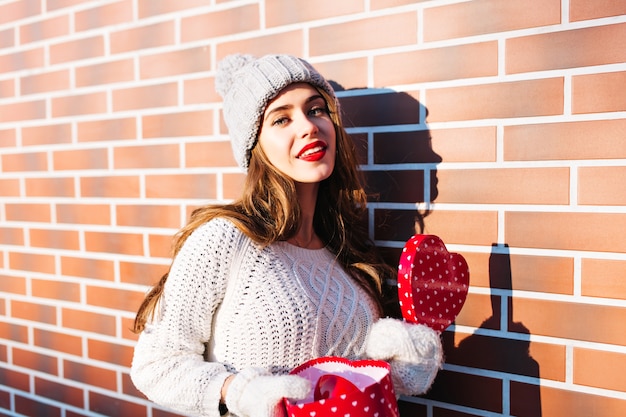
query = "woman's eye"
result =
(309, 106, 328, 116)
(272, 116, 289, 126)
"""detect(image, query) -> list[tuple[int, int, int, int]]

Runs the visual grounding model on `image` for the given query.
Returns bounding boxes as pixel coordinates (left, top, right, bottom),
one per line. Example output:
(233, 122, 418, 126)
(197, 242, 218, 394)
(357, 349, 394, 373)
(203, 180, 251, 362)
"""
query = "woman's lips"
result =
(297, 141, 327, 162)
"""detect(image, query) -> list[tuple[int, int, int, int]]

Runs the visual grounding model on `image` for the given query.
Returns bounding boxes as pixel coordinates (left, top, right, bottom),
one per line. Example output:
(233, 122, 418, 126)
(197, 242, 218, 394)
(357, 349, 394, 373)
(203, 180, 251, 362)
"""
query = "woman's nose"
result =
(295, 113, 319, 138)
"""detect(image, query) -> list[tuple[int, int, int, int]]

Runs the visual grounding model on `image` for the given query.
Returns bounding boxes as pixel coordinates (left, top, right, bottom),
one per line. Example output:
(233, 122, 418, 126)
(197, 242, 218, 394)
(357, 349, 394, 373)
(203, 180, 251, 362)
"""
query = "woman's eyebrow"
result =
(263, 94, 325, 122)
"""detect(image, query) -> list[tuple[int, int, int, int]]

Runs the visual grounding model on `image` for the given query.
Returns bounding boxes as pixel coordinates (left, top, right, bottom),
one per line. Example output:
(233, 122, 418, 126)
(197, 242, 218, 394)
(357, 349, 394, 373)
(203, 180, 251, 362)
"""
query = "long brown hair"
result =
(132, 87, 394, 333)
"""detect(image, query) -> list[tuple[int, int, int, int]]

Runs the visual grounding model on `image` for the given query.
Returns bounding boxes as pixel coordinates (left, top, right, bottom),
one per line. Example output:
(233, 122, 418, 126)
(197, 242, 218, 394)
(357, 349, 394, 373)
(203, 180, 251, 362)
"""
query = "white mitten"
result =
(225, 367, 311, 417)
(365, 318, 443, 396)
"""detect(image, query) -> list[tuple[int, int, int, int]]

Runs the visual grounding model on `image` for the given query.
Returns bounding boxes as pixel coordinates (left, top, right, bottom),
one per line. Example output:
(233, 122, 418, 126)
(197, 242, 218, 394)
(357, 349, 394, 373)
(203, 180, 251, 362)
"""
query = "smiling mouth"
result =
(297, 141, 328, 160)
(298, 145, 326, 158)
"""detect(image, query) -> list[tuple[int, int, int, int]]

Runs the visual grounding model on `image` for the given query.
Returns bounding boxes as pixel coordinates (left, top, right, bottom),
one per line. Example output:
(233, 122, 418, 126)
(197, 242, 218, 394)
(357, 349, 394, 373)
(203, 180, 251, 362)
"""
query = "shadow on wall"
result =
(333, 85, 542, 416)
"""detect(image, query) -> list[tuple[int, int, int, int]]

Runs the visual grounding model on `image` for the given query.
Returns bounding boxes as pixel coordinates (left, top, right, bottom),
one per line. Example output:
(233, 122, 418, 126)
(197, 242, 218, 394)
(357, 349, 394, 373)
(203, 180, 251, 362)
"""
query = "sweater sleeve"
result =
(130, 218, 242, 417)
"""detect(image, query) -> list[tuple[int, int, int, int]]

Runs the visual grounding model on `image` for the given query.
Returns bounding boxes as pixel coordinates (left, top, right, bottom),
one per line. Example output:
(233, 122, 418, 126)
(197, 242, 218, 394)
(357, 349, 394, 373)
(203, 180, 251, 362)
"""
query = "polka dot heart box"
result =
(284, 357, 399, 417)
(398, 235, 470, 332)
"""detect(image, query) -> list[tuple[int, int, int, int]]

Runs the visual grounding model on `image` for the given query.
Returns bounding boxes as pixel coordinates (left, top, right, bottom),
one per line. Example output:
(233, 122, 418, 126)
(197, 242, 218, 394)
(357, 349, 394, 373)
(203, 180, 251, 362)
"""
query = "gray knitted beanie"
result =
(215, 54, 337, 170)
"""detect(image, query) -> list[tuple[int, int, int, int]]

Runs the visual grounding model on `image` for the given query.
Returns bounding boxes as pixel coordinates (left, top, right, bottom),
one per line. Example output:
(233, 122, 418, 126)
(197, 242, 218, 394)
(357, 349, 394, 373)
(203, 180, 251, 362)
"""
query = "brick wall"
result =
(1, 1, 625, 416)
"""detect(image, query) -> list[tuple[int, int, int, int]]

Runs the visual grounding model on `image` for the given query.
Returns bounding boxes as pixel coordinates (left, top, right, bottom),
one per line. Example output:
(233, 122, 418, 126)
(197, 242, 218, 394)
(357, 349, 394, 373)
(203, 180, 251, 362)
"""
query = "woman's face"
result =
(257, 83, 336, 184)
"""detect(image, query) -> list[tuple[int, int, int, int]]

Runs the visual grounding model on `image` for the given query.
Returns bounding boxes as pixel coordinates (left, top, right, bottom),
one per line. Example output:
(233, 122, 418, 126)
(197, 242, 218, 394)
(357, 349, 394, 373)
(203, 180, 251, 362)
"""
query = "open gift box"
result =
(284, 357, 399, 417)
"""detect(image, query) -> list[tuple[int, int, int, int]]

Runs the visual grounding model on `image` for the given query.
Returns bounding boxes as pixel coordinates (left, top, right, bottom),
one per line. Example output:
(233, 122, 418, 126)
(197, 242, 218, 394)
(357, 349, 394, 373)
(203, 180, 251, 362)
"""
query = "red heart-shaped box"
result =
(284, 357, 398, 417)
(398, 234, 470, 332)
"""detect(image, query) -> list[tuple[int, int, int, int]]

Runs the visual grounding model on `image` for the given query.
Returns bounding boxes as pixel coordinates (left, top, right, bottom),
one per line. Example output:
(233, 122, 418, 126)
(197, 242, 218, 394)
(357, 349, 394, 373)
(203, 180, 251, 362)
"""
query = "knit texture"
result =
(130, 218, 379, 417)
(215, 54, 338, 170)
(364, 318, 443, 396)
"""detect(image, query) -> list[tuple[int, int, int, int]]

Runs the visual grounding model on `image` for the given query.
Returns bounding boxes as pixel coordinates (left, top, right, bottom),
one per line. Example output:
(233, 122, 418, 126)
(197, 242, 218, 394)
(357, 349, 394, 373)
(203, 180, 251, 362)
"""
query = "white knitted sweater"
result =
(130, 218, 380, 417)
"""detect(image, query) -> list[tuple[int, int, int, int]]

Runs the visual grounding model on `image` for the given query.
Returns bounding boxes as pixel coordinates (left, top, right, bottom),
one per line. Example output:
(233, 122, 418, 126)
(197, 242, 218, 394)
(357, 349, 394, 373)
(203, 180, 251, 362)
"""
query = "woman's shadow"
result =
(334, 83, 542, 416)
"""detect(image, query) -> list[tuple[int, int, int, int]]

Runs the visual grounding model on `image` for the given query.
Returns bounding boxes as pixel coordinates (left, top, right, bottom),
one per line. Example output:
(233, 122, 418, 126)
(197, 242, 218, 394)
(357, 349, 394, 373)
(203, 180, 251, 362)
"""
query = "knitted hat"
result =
(215, 54, 338, 170)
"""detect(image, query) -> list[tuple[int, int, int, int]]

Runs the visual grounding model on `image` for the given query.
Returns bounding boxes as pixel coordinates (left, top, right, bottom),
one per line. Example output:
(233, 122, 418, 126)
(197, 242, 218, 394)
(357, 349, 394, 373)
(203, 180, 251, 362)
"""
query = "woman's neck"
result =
(290, 182, 323, 249)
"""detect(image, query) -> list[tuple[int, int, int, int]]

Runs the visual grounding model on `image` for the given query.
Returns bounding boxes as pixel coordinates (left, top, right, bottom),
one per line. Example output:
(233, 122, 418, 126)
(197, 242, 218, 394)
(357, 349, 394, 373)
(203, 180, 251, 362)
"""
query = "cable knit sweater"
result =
(130, 217, 380, 417)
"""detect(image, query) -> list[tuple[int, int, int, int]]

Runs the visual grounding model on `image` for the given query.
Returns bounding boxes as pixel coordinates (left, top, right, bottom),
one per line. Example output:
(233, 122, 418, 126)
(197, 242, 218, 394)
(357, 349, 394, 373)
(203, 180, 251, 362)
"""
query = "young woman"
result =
(130, 54, 442, 417)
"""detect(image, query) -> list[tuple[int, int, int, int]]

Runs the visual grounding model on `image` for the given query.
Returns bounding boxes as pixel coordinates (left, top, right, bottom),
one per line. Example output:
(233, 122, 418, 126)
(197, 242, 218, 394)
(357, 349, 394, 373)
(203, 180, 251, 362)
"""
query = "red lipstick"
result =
(297, 140, 327, 162)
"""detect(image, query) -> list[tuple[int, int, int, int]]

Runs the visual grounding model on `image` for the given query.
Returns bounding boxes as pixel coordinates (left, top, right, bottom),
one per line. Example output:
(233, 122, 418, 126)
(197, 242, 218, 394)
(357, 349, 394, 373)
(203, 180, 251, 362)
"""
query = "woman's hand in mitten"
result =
(225, 367, 311, 417)
(365, 318, 443, 396)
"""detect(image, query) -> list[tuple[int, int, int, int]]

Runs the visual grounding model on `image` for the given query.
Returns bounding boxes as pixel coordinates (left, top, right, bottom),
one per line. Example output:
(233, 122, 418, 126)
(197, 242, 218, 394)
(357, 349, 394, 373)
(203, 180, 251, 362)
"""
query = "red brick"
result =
(425, 78, 564, 122)
(75, 0, 133, 31)
(574, 348, 626, 392)
(0, 1, 40, 25)
(62, 308, 116, 336)
(507, 23, 626, 74)
(120, 261, 167, 286)
(581, 258, 626, 300)
(570, 0, 626, 21)
(149, 234, 174, 258)
(25, 177, 75, 198)
(88, 339, 133, 366)
(61, 256, 115, 281)
(20, 69, 70, 95)
(75, 59, 135, 87)
(578, 166, 626, 205)
(504, 119, 626, 160)
(509, 254, 574, 295)
(0, 99, 46, 122)
(2, 151, 48, 172)
(424, 0, 560, 41)
(14, 395, 61, 417)
(0, 322, 28, 344)
(53, 148, 108, 170)
(454, 293, 493, 329)
(22, 123, 72, 146)
(34, 328, 82, 356)
(431, 126, 497, 162)
(32, 279, 81, 303)
(0, 227, 24, 245)
(310, 13, 416, 56)
(20, 14, 69, 44)
(0, 28, 14, 49)
(216, 30, 304, 60)
(185, 141, 236, 168)
(425, 370, 502, 413)
(266, 0, 361, 27)
(0, 77, 14, 98)
(47, 0, 88, 12)
(64, 360, 117, 390)
(51, 91, 107, 117)
(375, 42, 498, 86)
(437, 167, 569, 205)
(80, 175, 141, 198)
(84, 231, 144, 256)
(0, 128, 16, 147)
(140, 47, 211, 79)
(77, 117, 136, 142)
(520, 384, 626, 417)
(512, 297, 626, 345)
(89, 391, 147, 417)
(114, 144, 180, 169)
(142, 110, 212, 138)
(184, 77, 220, 105)
(572, 71, 626, 114)
(0, 274, 26, 294)
(0, 178, 21, 197)
(181, 5, 259, 42)
(116, 204, 181, 229)
(110, 21, 175, 54)
(49, 35, 104, 64)
(145, 173, 216, 199)
(5, 203, 51, 222)
(137, 0, 208, 18)
(56, 203, 110, 225)
(9, 252, 55, 274)
(29, 228, 80, 251)
(11, 300, 56, 325)
(112, 82, 177, 111)
(506, 212, 626, 253)
(35, 377, 84, 408)
(86, 285, 146, 313)
(509, 382, 543, 417)
(13, 348, 58, 375)
(0, 48, 44, 73)
(0, 368, 30, 392)
(313, 58, 368, 91)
